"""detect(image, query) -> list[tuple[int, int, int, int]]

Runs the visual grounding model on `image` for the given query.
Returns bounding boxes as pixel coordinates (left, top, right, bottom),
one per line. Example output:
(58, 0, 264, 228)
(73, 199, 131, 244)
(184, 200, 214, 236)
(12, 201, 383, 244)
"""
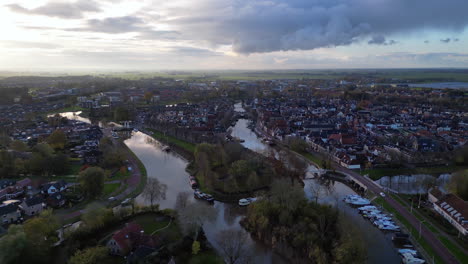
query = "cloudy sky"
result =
(1, 0, 468, 70)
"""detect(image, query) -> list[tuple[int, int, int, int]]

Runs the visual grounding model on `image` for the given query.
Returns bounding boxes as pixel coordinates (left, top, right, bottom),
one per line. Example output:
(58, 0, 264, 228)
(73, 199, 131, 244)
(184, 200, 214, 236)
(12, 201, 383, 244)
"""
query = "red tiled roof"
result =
(111, 222, 156, 254)
(436, 194, 468, 231)
(112, 223, 143, 253)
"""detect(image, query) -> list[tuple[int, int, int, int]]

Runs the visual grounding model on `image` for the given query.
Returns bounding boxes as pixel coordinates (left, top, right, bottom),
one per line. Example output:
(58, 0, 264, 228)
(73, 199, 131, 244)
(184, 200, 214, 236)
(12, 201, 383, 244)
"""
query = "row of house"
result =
(429, 188, 467, 236)
(253, 90, 467, 169)
(0, 180, 68, 225)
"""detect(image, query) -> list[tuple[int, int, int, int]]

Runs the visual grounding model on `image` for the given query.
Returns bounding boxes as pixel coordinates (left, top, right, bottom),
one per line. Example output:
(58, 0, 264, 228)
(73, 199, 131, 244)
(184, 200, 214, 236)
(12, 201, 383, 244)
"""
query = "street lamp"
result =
(419, 220, 426, 239)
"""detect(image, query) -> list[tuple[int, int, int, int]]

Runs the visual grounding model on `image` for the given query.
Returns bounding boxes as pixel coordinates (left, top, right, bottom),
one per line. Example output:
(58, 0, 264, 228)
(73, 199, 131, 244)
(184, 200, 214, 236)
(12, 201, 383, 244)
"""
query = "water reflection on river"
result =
(121, 103, 400, 264)
(57, 106, 399, 263)
(125, 132, 283, 263)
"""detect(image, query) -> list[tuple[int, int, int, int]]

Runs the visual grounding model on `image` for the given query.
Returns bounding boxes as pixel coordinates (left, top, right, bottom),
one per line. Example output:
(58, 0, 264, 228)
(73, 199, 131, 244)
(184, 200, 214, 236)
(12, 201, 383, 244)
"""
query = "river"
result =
(57, 108, 400, 263)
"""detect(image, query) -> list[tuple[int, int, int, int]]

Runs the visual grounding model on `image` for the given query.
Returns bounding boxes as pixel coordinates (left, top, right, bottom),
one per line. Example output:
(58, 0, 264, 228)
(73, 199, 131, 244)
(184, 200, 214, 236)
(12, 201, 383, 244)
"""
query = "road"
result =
(337, 166, 459, 264)
(62, 127, 143, 221)
(253, 123, 459, 264)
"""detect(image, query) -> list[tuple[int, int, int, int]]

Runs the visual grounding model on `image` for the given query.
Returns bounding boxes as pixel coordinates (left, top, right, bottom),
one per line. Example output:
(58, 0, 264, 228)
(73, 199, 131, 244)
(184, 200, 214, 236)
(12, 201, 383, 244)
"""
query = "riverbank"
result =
(146, 128, 195, 160)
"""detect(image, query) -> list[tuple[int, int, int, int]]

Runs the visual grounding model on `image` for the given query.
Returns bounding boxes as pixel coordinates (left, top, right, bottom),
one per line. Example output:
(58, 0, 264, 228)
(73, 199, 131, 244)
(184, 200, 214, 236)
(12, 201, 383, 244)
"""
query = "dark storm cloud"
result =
(169, 0, 468, 54)
(6, 0, 101, 19)
(66, 16, 178, 39)
(167, 47, 222, 56)
(368, 35, 397, 45)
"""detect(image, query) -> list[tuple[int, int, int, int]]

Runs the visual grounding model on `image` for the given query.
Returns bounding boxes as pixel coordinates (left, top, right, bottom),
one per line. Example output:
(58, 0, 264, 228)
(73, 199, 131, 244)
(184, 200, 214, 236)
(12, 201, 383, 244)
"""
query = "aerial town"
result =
(1, 1, 468, 263)
(0, 71, 466, 264)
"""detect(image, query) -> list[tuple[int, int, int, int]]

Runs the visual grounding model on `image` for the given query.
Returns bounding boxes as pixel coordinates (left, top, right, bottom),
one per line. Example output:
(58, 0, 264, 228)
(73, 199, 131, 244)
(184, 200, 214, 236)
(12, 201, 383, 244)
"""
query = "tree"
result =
(333, 215, 367, 264)
(192, 240, 201, 255)
(0, 150, 15, 177)
(81, 203, 115, 229)
(23, 209, 59, 246)
(114, 107, 130, 122)
(10, 140, 28, 152)
(178, 201, 217, 239)
(144, 91, 154, 103)
(229, 160, 252, 178)
(79, 167, 105, 198)
(447, 170, 468, 200)
(69, 246, 108, 264)
(175, 191, 191, 211)
(288, 137, 308, 153)
(0, 225, 32, 264)
(309, 181, 327, 204)
(216, 228, 252, 264)
(142, 178, 167, 211)
(269, 178, 305, 210)
(47, 130, 67, 150)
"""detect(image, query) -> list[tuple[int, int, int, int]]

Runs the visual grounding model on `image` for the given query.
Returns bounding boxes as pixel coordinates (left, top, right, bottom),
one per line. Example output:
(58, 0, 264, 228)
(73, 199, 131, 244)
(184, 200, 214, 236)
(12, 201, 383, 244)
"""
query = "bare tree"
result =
(270, 178, 304, 210)
(177, 201, 218, 239)
(216, 228, 252, 264)
(143, 178, 167, 211)
(309, 181, 326, 204)
(175, 191, 191, 211)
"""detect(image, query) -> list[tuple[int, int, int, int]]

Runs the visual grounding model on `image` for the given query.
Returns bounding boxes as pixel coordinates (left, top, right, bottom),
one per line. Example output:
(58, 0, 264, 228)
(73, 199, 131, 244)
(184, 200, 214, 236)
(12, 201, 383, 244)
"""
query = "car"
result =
(239, 198, 251, 206)
(121, 198, 132, 205)
(380, 192, 386, 197)
(108, 196, 116, 201)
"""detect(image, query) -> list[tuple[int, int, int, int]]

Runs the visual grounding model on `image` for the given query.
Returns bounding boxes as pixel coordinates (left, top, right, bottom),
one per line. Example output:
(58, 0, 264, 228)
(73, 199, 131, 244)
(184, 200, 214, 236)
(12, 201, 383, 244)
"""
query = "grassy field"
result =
(299, 151, 324, 168)
(133, 214, 172, 234)
(361, 166, 467, 180)
(103, 183, 121, 196)
(438, 236, 468, 263)
(189, 251, 224, 264)
(149, 129, 196, 153)
(2, 69, 468, 82)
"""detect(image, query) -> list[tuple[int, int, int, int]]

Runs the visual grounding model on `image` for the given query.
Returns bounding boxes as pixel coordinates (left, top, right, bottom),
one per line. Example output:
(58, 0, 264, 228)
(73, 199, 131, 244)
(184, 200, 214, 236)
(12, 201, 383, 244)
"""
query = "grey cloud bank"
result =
(7, 0, 101, 19)
(166, 0, 468, 53)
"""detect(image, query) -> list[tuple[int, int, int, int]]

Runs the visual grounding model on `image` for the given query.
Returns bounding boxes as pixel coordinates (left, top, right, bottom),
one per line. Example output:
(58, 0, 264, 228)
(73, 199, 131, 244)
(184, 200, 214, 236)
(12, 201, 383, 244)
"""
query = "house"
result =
(47, 192, 66, 208)
(434, 194, 468, 236)
(42, 180, 68, 195)
(19, 197, 45, 216)
(428, 187, 444, 204)
(107, 222, 156, 256)
(0, 204, 21, 224)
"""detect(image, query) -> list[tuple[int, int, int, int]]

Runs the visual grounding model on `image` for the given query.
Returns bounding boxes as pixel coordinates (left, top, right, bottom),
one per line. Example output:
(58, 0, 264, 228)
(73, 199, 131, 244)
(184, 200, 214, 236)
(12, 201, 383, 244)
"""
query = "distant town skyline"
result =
(1, 0, 468, 70)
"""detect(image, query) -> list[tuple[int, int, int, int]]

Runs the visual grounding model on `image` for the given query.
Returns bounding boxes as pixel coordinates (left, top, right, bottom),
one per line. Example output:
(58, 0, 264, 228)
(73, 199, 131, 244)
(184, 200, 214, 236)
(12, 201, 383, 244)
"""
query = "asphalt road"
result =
(338, 166, 459, 264)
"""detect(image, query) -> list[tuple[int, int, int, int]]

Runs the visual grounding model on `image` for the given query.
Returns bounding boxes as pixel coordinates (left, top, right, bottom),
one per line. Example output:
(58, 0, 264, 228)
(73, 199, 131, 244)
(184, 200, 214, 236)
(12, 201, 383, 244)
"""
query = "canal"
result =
(58, 108, 400, 263)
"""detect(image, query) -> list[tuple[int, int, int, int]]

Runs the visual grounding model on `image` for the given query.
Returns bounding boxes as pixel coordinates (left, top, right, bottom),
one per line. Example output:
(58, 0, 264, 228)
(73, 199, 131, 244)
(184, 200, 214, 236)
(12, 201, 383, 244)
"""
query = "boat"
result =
(239, 198, 251, 206)
(344, 195, 371, 205)
(194, 190, 214, 203)
(358, 205, 378, 211)
(401, 252, 425, 264)
(398, 249, 418, 256)
(239, 197, 257, 206)
(162, 146, 171, 152)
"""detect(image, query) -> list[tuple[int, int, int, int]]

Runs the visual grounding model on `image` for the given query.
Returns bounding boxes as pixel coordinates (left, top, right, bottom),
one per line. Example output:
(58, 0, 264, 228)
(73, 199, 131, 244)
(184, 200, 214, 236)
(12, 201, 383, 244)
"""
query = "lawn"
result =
(109, 167, 130, 181)
(133, 214, 173, 234)
(438, 236, 468, 263)
(103, 183, 121, 196)
(149, 129, 196, 153)
(299, 151, 324, 168)
(190, 251, 224, 264)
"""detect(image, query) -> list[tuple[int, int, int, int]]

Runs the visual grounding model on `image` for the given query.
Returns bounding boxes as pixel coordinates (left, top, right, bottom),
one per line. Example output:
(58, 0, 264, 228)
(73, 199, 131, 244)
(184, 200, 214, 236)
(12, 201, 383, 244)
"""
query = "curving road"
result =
(336, 166, 459, 264)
